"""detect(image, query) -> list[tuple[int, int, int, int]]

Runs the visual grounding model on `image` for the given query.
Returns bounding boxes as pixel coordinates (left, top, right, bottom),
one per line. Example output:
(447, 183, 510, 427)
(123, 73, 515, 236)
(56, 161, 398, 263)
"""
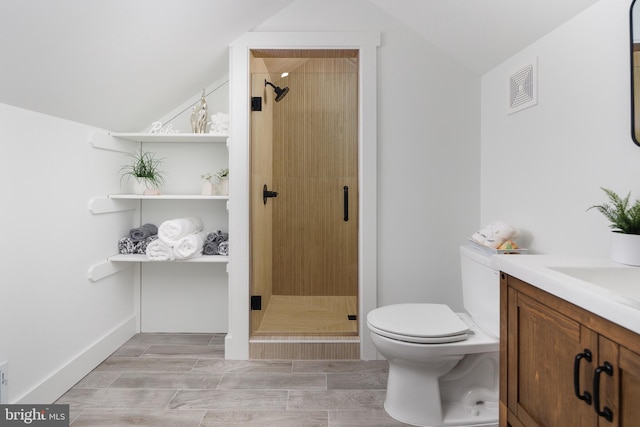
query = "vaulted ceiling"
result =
(0, 0, 599, 131)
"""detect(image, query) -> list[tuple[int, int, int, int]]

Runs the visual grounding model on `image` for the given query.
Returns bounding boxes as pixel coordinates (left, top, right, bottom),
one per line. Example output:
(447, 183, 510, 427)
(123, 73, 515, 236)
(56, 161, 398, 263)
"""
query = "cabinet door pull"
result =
(573, 349, 592, 405)
(593, 361, 614, 422)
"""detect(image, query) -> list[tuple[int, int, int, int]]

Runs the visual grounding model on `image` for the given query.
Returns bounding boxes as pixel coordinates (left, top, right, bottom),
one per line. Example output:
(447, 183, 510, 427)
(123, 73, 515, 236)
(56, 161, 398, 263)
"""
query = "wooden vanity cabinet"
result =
(500, 273, 640, 427)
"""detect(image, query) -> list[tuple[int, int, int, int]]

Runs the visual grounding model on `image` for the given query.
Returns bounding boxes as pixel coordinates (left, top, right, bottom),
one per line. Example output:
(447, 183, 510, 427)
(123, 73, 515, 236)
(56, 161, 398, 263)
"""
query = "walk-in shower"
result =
(248, 49, 360, 359)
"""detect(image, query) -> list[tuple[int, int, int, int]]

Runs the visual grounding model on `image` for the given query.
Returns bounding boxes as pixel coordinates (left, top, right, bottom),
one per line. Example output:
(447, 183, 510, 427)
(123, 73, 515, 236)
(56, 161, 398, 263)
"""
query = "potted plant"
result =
(120, 148, 165, 195)
(589, 187, 640, 266)
(216, 168, 229, 195)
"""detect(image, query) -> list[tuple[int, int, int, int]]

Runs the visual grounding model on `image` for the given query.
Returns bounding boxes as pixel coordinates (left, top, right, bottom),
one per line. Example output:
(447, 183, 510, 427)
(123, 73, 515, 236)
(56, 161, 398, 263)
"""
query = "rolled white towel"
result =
(174, 232, 206, 260)
(146, 239, 175, 261)
(158, 217, 203, 247)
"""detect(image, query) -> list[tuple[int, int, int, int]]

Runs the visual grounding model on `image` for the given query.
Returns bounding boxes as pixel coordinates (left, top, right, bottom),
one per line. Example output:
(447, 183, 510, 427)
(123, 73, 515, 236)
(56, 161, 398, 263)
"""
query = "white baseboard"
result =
(16, 315, 136, 404)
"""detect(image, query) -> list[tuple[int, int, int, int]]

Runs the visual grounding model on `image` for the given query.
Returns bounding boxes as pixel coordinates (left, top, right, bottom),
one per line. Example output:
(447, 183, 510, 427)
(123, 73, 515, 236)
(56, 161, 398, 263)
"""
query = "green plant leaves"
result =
(119, 148, 166, 189)
(588, 188, 640, 235)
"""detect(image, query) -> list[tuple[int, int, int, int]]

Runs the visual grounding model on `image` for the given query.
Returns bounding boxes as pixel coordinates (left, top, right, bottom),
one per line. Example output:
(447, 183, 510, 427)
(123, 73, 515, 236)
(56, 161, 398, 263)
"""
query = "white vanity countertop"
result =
(492, 254, 640, 335)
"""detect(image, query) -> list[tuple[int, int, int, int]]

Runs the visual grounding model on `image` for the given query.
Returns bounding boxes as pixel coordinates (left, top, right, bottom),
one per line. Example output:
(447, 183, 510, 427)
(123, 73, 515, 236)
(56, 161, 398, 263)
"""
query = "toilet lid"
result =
(367, 303, 470, 343)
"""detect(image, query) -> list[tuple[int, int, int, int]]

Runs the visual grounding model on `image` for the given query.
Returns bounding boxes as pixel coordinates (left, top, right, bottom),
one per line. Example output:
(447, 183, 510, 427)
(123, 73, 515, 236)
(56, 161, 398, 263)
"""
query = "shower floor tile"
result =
(253, 295, 358, 335)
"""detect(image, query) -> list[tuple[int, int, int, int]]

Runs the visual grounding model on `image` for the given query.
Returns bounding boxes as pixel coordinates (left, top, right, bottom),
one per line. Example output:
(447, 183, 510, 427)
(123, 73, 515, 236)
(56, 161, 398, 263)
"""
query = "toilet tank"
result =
(460, 245, 500, 337)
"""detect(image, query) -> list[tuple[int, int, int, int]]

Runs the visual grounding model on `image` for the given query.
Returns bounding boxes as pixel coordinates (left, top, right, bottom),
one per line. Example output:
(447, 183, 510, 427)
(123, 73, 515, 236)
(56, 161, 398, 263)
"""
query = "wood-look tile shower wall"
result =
(271, 58, 358, 297)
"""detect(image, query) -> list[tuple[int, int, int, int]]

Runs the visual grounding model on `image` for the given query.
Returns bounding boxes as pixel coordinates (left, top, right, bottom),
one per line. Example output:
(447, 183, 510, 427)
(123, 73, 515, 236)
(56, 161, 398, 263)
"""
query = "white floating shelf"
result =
(110, 132, 228, 143)
(108, 254, 229, 263)
(108, 194, 229, 200)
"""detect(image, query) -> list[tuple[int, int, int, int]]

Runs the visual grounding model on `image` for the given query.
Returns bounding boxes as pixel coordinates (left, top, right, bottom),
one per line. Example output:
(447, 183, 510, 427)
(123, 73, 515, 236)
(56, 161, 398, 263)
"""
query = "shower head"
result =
(265, 79, 290, 102)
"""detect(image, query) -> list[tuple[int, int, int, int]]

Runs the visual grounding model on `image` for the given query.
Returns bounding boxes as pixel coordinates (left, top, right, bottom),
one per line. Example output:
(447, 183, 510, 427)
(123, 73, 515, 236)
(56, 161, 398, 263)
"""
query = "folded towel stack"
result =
(202, 230, 229, 256)
(118, 218, 228, 261)
(147, 217, 206, 261)
(471, 221, 518, 249)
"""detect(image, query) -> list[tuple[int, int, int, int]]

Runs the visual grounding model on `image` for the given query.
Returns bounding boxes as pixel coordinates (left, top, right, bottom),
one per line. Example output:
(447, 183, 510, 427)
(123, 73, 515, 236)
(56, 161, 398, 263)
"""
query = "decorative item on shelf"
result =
(589, 187, 640, 266)
(120, 148, 166, 195)
(209, 112, 229, 135)
(149, 121, 180, 134)
(215, 168, 229, 195)
(201, 173, 215, 196)
(190, 89, 208, 133)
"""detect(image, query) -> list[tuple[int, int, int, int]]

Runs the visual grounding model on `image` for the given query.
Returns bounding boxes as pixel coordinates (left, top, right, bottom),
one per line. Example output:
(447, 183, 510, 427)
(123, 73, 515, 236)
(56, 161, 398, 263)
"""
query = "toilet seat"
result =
(367, 303, 470, 344)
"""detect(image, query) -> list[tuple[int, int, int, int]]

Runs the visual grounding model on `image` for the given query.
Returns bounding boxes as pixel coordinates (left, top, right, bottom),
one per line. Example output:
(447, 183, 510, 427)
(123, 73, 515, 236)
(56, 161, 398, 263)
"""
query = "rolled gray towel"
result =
(118, 237, 136, 254)
(129, 223, 158, 242)
(217, 241, 229, 256)
(202, 241, 219, 255)
(136, 235, 158, 254)
(206, 230, 229, 243)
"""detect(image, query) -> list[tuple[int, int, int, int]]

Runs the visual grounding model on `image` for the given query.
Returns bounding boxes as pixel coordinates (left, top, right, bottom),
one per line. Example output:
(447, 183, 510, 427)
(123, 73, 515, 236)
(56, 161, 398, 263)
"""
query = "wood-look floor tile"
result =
(209, 334, 226, 346)
(73, 371, 122, 388)
(110, 344, 150, 357)
(193, 359, 292, 374)
(141, 344, 224, 359)
(124, 333, 215, 346)
(57, 388, 176, 409)
(69, 409, 205, 427)
(292, 360, 388, 374)
(218, 372, 326, 390)
(55, 334, 402, 426)
(95, 357, 197, 372)
(168, 389, 288, 410)
(287, 389, 386, 411)
(200, 410, 328, 426)
(110, 372, 223, 389)
(327, 372, 387, 390)
(328, 410, 409, 426)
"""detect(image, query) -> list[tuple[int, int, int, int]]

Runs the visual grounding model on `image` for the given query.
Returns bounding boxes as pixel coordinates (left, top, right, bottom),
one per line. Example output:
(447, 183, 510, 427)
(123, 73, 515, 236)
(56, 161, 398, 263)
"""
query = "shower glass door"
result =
(249, 50, 359, 336)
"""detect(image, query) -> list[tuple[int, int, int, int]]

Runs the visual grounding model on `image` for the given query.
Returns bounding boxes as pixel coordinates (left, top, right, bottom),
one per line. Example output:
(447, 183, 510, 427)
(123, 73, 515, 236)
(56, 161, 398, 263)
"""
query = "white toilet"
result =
(367, 245, 500, 427)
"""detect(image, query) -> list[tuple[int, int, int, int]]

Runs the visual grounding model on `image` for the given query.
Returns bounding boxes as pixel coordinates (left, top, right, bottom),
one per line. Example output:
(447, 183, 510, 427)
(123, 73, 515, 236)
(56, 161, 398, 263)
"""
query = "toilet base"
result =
(385, 401, 498, 427)
(383, 358, 498, 426)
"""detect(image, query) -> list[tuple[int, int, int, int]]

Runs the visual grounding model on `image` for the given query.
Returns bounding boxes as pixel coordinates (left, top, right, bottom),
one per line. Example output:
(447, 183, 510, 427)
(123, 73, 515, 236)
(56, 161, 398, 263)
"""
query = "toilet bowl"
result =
(367, 245, 500, 427)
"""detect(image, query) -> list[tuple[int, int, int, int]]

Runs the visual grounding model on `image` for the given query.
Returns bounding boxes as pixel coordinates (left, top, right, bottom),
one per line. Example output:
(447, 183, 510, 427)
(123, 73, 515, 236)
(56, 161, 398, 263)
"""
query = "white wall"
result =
(0, 104, 136, 403)
(481, 0, 640, 256)
(257, 0, 481, 310)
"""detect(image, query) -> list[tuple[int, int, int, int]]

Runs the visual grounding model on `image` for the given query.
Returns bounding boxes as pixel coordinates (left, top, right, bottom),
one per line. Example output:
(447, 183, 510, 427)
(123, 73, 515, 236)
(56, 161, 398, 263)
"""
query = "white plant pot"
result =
(217, 178, 229, 196)
(133, 178, 160, 195)
(201, 180, 215, 196)
(611, 232, 640, 266)
(133, 178, 147, 195)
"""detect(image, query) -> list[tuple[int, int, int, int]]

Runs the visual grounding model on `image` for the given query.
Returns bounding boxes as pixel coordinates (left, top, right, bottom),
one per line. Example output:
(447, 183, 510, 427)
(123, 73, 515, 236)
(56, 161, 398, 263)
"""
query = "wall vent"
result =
(507, 58, 538, 114)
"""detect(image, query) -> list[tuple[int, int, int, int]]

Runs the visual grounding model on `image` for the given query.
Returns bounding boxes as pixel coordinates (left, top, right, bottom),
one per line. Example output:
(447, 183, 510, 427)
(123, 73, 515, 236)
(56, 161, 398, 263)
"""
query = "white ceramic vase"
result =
(611, 232, 640, 266)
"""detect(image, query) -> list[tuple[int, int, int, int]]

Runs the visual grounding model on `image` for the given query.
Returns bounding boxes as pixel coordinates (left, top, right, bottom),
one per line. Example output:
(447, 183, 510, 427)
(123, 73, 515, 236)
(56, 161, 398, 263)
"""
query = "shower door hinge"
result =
(251, 295, 262, 310)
